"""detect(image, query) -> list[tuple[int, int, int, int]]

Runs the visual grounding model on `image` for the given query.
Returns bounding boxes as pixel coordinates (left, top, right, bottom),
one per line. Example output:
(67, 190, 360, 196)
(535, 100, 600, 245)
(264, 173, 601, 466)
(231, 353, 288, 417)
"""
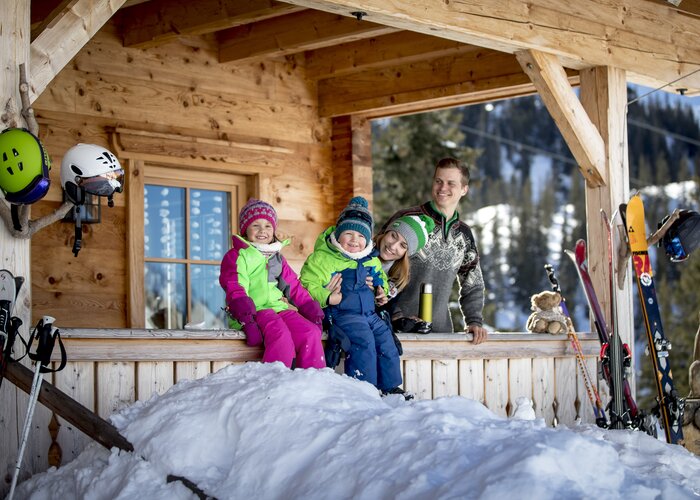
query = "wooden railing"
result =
(1, 329, 602, 489)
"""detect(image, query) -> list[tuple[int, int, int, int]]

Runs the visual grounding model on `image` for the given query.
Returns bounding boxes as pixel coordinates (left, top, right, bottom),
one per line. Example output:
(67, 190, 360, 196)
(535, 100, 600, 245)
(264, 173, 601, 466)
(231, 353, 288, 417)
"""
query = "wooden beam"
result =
(331, 115, 373, 214)
(29, 0, 127, 103)
(120, 0, 305, 49)
(218, 9, 397, 63)
(305, 31, 479, 80)
(4, 362, 134, 452)
(319, 48, 569, 119)
(281, 0, 700, 94)
(516, 49, 606, 187)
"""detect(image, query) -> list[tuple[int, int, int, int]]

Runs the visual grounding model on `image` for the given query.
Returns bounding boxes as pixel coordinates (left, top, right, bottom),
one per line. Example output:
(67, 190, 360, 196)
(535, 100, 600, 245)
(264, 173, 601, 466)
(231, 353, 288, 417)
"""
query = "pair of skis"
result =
(1, 269, 25, 387)
(562, 196, 683, 444)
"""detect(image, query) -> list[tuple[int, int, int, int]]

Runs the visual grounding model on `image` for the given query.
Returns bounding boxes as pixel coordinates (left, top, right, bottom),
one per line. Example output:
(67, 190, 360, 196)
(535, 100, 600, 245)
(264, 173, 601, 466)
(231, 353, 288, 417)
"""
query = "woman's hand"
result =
(375, 286, 388, 306)
(326, 274, 343, 306)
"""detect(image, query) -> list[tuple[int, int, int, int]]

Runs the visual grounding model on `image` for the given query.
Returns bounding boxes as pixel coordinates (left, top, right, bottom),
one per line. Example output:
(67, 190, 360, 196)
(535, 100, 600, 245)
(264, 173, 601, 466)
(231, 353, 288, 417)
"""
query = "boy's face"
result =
(245, 218, 274, 244)
(337, 230, 367, 253)
(432, 166, 468, 213)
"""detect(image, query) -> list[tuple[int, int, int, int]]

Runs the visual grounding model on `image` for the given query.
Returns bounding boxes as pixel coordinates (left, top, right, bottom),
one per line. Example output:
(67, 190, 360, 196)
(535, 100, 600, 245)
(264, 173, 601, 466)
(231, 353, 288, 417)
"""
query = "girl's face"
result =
(379, 230, 408, 263)
(337, 230, 367, 253)
(245, 218, 274, 244)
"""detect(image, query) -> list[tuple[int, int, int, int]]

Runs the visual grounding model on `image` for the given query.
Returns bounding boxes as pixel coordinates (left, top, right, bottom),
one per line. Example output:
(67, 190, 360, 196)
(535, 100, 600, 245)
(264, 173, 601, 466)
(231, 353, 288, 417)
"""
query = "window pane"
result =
(145, 262, 186, 329)
(145, 185, 186, 259)
(190, 189, 230, 261)
(190, 264, 227, 328)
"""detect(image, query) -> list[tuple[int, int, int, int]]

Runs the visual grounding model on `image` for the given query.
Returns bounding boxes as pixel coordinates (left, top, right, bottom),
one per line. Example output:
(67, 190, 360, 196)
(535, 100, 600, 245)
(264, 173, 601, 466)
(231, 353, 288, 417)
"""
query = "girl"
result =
(219, 199, 325, 369)
(300, 196, 405, 396)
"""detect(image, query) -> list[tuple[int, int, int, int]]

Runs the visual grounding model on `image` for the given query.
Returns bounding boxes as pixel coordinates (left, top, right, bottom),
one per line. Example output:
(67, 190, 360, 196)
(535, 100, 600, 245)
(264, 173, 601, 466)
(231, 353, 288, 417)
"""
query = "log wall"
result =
(1, 330, 602, 489)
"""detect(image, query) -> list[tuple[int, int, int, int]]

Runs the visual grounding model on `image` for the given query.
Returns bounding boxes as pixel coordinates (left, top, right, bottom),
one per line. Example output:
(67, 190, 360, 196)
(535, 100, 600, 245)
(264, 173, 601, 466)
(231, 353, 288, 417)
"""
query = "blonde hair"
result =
(374, 232, 411, 292)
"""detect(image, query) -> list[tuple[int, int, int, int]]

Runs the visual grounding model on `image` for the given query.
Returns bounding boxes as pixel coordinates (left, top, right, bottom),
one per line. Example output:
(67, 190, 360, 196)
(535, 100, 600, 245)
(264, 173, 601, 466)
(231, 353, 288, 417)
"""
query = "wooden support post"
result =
(579, 66, 635, 393)
(1, 3, 32, 495)
(330, 115, 373, 215)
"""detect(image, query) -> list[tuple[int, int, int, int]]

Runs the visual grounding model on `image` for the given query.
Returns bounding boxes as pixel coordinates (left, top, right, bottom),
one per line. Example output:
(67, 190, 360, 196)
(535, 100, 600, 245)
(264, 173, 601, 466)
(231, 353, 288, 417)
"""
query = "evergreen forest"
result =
(371, 88, 700, 409)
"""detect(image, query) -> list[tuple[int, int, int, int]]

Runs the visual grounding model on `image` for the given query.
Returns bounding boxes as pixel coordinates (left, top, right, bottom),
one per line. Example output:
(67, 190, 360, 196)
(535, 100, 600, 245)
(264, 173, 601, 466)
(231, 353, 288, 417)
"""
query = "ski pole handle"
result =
(544, 264, 560, 293)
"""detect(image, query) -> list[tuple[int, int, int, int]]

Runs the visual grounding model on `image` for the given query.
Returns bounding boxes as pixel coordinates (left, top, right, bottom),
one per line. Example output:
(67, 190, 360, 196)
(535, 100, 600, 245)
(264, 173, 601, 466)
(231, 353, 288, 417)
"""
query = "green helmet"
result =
(0, 128, 51, 205)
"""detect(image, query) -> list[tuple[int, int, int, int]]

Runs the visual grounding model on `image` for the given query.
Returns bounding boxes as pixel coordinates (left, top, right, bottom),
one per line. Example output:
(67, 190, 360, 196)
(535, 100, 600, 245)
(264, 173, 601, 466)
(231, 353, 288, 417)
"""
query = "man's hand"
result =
(467, 324, 488, 344)
(326, 274, 343, 306)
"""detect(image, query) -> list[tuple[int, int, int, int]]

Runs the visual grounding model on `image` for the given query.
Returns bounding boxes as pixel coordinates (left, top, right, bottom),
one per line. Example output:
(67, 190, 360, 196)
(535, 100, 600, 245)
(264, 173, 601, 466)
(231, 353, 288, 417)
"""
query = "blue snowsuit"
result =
(300, 227, 402, 391)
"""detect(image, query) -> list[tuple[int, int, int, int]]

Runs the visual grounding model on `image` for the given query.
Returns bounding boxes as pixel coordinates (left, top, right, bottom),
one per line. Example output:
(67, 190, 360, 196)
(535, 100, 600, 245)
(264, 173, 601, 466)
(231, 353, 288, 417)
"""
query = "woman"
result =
(373, 214, 435, 333)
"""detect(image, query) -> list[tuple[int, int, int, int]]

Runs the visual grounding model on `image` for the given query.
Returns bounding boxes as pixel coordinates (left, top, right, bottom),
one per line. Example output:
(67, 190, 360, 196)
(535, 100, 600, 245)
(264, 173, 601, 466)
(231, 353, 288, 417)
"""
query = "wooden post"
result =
(579, 66, 635, 393)
(1, 2, 32, 495)
(330, 115, 373, 215)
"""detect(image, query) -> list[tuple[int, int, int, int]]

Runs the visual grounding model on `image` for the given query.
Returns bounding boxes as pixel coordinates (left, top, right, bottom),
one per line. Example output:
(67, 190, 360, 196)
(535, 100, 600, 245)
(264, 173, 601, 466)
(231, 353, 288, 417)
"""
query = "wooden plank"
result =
(331, 115, 373, 214)
(54, 362, 95, 464)
(555, 357, 578, 425)
(458, 359, 484, 404)
(516, 49, 606, 188)
(508, 358, 532, 417)
(4, 361, 133, 452)
(576, 356, 596, 425)
(218, 9, 398, 63)
(175, 361, 212, 382)
(212, 361, 236, 373)
(96, 361, 136, 419)
(121, 0, 305, 48)
(320, 49, 549, 118)
(403, 359, 432, 400)
(306, 31, 478, 79)
(484, 359, 508, 417)
(532, 357, 556, 424)
(432, 360, 459, 398)
(136, 361, 175, 401)
(29, 0, 127, 102)
(126, 159, 145, 328)
(281, 0, 700, 94)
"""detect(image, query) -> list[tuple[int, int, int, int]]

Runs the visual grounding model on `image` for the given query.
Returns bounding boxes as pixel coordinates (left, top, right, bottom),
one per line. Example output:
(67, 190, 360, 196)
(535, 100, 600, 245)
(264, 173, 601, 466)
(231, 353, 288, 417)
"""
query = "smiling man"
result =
(381, 157, 487, 343)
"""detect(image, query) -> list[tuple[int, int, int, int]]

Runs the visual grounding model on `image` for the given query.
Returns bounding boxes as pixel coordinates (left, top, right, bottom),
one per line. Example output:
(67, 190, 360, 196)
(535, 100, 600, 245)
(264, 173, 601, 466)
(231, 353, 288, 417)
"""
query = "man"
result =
(381, 157, 487, 344)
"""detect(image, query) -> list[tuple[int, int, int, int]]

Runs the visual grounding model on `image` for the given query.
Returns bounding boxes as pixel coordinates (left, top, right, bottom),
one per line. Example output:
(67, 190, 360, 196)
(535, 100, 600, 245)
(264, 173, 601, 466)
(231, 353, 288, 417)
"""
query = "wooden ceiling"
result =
(29, 0, 700, 118)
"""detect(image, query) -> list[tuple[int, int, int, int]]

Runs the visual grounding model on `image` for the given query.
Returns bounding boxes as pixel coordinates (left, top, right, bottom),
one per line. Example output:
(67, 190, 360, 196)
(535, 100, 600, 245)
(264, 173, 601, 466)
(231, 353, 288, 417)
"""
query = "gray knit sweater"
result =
(381, 202, 485, 333)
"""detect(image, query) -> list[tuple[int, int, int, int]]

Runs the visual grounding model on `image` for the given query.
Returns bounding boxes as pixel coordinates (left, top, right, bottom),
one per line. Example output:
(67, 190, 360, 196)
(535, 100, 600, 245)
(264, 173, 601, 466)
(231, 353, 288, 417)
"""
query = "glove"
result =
(227, 296, 256, 324)
(392, 317, 432, 334)
(297, 300, 324, 327)
(242, 321, 263, 347)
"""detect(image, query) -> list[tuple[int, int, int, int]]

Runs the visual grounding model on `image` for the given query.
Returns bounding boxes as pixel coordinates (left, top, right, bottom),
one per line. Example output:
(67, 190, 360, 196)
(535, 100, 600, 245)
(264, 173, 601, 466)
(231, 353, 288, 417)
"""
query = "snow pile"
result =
(15, 363, 700, 499)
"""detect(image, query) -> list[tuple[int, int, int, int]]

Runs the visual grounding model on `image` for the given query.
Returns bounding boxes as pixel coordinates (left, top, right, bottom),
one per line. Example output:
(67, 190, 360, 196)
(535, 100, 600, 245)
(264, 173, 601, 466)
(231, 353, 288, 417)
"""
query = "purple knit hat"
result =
(239, 199, 277, 236)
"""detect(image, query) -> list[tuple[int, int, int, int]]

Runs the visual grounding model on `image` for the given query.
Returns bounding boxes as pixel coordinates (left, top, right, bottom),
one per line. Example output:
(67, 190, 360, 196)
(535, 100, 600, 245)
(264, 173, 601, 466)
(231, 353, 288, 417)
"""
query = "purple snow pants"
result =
(255, 308, 325, 369)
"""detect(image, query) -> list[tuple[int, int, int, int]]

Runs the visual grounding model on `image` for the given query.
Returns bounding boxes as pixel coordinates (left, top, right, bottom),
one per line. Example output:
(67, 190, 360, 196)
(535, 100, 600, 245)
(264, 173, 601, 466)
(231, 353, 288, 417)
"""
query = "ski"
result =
(625, 194, 684, 444)
(0, 269, 25, 388)
(545, 264, 607, 427)
(565, 240, 644, 431)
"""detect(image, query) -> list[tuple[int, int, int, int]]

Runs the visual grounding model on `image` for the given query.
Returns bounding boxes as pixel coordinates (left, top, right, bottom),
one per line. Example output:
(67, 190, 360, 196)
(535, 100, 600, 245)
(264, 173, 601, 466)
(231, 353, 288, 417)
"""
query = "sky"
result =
(13, 362, 700, 499)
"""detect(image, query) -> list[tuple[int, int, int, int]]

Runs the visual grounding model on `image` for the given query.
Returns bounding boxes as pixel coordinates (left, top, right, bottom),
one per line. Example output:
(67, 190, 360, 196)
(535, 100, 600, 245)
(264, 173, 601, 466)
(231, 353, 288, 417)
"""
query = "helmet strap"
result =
(10, 204, 22, 231)
(72, 205, 83, 257)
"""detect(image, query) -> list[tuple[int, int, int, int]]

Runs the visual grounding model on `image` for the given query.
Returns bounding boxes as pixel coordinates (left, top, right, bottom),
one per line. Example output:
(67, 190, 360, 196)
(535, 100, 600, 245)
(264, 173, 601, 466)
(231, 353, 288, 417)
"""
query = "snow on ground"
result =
(15, 363, 700, 499)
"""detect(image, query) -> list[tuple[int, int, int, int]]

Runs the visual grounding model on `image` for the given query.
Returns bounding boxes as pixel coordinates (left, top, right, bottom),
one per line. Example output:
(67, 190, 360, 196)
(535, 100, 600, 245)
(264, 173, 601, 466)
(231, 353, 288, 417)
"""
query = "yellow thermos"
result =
(419, 283, 433, 323)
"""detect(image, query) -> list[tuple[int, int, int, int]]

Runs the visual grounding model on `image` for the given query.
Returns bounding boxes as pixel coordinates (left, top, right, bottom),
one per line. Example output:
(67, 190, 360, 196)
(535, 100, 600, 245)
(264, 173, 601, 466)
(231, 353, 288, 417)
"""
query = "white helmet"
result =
(61, 144, 124, 204)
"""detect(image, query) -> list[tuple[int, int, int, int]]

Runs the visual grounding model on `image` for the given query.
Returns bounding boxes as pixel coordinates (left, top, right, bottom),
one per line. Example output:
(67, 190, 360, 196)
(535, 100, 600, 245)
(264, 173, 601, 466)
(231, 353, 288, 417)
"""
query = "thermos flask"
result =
(419, 283, 433, 323)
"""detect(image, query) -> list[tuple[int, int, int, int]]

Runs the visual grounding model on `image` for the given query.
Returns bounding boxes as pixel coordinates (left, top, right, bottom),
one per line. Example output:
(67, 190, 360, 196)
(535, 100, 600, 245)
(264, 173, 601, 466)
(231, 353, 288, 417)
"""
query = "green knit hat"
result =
(390, 215, 435, 256)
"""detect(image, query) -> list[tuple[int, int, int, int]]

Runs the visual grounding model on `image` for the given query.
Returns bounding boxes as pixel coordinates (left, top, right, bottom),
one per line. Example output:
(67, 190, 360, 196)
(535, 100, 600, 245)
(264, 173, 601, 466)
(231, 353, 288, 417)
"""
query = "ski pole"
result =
(544, 264, 607, 427)
(8, 316, 66, 500)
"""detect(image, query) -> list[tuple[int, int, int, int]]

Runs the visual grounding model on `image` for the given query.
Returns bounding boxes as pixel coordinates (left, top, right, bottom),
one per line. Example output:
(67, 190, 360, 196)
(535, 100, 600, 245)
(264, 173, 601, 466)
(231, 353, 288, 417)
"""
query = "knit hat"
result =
(239, 198, 277, 236)
(389, 215, 436, 256)
(335, 196, 373, 243)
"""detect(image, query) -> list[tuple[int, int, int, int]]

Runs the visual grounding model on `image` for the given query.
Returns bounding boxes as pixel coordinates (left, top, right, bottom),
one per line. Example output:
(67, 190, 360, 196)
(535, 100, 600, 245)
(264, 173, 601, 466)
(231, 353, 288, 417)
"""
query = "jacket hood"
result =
(315, 226, 374, 260)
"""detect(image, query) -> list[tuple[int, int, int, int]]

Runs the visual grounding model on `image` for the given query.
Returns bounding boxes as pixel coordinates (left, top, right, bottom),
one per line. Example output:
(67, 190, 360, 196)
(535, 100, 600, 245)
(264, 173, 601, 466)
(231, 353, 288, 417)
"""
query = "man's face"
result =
(431, 167, 468, 212)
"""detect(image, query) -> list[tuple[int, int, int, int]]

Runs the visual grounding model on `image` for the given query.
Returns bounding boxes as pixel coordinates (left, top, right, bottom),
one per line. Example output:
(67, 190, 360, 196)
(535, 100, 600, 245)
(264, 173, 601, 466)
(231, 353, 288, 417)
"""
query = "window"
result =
(140, 166, 247, 329)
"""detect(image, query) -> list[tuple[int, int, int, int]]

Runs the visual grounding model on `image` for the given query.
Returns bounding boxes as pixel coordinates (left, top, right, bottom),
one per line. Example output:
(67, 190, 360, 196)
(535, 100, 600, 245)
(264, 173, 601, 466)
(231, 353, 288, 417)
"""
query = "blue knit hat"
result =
(335, 196, 373, 243)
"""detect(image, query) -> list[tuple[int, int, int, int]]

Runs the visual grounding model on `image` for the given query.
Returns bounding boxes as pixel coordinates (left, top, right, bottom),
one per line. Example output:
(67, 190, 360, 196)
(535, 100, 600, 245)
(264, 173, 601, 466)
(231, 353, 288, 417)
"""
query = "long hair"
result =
(374, 232, 411, 292)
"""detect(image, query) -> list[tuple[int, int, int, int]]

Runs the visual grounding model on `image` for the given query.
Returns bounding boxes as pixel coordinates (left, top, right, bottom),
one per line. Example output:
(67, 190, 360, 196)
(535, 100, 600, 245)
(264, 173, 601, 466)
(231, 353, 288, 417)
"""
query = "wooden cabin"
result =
(2, 0, 699, 492)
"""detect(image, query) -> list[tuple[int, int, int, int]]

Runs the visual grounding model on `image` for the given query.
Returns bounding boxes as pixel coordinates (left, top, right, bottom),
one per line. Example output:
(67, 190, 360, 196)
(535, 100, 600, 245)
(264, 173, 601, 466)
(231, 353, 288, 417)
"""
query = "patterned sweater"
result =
(381, 201, 485, 332)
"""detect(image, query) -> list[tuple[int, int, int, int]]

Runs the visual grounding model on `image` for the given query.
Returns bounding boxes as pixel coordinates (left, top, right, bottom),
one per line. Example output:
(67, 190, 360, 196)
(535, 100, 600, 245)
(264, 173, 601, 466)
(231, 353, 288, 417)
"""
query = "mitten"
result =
(297, 300, 324, 327)
(242, 321, 263, 347)
(227, 296, 256, 324)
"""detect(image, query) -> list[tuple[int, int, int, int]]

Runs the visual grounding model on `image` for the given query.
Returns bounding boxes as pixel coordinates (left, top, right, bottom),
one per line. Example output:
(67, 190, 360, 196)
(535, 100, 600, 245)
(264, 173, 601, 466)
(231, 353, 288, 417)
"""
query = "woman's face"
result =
(379, 230, 408, 262)
(245, 218, 274, 244)
(337, 230, 367, 253)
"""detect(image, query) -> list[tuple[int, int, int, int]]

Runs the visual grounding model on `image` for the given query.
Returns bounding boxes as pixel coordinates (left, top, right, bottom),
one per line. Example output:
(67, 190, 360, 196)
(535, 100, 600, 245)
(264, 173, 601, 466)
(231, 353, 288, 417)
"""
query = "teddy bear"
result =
(526, 291, 570, 334)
